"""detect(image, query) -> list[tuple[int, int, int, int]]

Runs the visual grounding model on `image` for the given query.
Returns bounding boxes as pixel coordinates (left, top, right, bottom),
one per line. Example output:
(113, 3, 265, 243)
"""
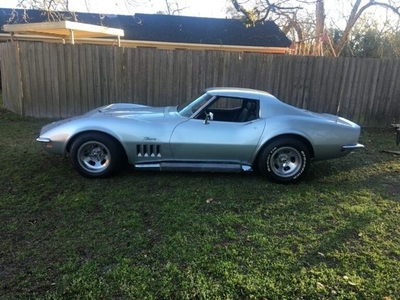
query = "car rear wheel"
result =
(258, 138, 310, 183)
(70, 133, 123, 178)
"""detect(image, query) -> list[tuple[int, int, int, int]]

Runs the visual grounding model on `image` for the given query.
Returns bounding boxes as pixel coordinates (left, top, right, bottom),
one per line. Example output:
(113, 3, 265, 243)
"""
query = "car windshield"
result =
(178, 93, 213, 117)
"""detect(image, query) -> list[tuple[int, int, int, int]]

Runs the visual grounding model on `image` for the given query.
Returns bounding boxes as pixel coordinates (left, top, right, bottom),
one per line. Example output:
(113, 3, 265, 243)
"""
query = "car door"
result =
(169, 97, 266, 163)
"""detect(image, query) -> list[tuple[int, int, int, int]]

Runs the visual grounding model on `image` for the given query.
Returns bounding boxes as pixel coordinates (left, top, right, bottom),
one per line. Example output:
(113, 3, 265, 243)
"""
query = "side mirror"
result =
(203, 112, 214, 124)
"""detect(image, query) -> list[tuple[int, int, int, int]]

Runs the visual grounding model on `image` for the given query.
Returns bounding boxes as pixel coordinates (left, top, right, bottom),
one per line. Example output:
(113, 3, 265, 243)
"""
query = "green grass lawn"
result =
(1, 105, 399, 299)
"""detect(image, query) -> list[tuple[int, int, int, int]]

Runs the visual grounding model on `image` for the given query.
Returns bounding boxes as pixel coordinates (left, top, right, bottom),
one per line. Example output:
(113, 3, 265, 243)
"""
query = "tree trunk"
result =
(314, 0, 325, 55)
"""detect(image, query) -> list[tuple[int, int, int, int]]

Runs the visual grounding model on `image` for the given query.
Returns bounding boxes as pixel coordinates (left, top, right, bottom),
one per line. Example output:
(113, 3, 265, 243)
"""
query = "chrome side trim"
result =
(134, 162, 253, 173)
(134, 163, 161, 170)
(161, 162, 242, 172)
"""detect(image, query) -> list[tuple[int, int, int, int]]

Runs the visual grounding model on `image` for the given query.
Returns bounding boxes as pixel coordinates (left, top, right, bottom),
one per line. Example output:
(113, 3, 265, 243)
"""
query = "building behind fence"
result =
(1, 41, 399, 127)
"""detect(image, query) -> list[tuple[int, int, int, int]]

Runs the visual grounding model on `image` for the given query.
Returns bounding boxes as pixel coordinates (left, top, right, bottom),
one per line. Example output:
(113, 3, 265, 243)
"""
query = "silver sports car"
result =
(36, 87, 364, 183)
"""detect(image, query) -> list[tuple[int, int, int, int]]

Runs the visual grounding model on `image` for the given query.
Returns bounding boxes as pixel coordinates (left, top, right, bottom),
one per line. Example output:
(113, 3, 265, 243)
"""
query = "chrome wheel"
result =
(70, 133, 124, 178)
(77, 141, 111, 173)
(258, 138, 310, 183)
(268, 146, 303, 178)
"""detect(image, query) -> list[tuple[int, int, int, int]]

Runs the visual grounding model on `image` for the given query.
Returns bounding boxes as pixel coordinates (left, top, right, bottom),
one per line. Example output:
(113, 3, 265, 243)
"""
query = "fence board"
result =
(42, 43, 52, 117)
(64, 44, 74, 117)
(373, 59, 389, 123)
(320, 57, 334, 113)
(1, 41, 400, 127)
(48, 43, 59, 118)
(0, 43, 22, 114)
(329, 57, 344, 115)
(387, 61, 400, 123)
(79, 45, 88, 113)
(92, 46, 102, 108)
(27, 42, 38, 117)
(56, 44, 67, 118)
(344, 58, 359, 121)
(19, 41, 31, 116)
(85, 45, 94, 111)
(363, 59, 379, 126)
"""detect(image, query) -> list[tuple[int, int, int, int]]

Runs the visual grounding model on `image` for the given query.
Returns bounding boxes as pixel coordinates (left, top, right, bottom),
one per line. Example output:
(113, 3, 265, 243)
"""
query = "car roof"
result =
(205, 87, 275, 99)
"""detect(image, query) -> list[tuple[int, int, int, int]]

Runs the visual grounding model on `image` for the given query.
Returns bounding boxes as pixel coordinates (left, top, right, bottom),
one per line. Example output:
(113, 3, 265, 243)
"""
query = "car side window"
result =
(208, 97, 242, 110)
(195, 97, 259, 123)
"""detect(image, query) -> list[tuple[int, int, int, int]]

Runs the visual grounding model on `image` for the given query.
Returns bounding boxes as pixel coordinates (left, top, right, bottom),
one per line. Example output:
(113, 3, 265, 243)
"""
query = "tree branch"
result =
(231, 0, 254, 23)
(265, 0, 303, 11)
(335, 0, 400, 56)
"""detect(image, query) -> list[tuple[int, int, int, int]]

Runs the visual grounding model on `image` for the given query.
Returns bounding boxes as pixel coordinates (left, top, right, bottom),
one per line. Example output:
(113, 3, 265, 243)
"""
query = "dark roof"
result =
(0, 8, 291, 47)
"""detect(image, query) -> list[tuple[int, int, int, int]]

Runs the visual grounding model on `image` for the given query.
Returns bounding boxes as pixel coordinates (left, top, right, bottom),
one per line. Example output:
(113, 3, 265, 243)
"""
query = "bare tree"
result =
(231, 0, 303, 25)
(16, 0, 76, 20)
(229, 0, 400, 56)
(162, 0, 187, 15)
(16, 0, 68, 11)
(334, 0, 400, 56)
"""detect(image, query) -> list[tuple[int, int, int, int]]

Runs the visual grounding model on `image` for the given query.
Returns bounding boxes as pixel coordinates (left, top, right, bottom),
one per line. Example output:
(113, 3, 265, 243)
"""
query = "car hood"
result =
(94, 103, 173, 119)
(39, 104, 177, 136)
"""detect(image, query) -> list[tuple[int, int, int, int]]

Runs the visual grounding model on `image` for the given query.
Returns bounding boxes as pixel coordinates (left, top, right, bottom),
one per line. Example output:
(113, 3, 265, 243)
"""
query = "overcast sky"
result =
(0, 0, 228, 18)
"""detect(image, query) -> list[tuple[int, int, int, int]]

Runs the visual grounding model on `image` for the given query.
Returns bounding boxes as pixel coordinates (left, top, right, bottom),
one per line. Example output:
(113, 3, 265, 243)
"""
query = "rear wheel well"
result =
(67, 131, 128, 162)
(255, 134, 314, 165)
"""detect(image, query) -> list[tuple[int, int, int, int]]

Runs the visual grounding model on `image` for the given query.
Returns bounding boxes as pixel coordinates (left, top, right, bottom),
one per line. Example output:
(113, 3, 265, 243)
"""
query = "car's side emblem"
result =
(143, 137, 157, 141)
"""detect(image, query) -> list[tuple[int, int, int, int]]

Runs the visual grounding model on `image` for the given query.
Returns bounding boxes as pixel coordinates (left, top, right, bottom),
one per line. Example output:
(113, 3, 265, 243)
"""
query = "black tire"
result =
(70, 132, 124, 178)
(258, 138, 310, 183)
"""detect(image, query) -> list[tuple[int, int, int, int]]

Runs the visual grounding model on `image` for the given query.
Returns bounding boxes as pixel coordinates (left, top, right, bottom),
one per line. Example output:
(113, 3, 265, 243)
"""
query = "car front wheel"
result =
(70, 133, 123, 178)
(258, 138, 310, 183)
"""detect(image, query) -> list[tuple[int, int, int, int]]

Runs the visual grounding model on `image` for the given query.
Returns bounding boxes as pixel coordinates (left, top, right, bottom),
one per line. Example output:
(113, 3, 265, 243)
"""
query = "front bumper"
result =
(36, 137, 51, 143)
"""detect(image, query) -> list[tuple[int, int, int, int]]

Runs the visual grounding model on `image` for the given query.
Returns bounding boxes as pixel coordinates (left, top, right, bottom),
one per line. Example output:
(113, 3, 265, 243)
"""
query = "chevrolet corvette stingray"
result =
(36, 88, 364, 183)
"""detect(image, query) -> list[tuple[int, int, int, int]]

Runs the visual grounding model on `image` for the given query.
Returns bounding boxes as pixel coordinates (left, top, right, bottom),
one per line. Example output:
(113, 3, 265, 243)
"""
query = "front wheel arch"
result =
(67, 131, 126, 156)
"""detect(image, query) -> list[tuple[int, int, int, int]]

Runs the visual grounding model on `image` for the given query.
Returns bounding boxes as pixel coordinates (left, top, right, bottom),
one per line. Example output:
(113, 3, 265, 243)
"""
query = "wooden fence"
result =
(1, 41, 399, 127)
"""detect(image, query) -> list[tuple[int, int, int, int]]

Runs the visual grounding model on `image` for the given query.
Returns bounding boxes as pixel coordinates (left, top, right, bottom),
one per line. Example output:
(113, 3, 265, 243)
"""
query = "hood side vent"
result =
(137, 144, 162, 158)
